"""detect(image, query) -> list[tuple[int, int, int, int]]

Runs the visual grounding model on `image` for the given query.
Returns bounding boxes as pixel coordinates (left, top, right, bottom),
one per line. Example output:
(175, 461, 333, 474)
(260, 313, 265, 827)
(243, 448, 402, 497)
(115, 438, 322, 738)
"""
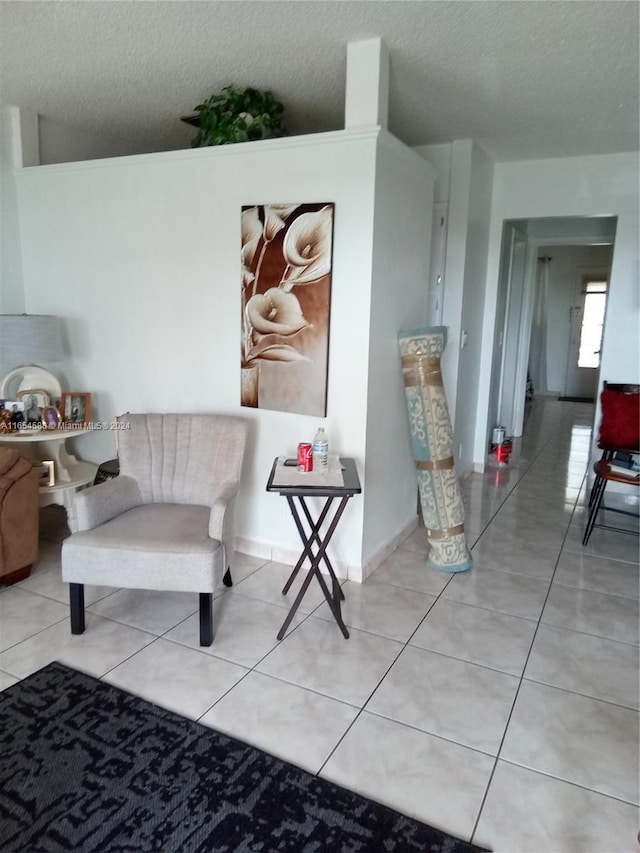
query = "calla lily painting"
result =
(241, 202, 334, 415)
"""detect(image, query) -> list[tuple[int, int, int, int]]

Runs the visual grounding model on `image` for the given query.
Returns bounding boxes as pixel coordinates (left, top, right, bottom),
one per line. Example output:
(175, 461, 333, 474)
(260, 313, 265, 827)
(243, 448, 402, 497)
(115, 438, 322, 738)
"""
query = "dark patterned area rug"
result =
(0, 662, 489, 853)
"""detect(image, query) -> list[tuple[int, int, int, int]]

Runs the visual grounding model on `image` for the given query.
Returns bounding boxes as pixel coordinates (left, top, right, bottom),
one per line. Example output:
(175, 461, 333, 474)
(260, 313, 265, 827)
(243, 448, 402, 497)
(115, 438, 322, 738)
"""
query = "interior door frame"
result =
(510, 239, 538, 436)
(497, 224, 528, 435)
(511, 235, 614, 437)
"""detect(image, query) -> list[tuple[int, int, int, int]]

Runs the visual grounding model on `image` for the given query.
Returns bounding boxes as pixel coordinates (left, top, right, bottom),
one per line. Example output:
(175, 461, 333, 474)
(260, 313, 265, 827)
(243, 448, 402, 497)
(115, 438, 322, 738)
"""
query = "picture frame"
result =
(33, 460, 55, 488)
(240, 202, 335, 416)
(17, 389, 50, 425)
(60, 392, 91, 426)
(41, 406, 62, 430)
(0, 399, 26, 430)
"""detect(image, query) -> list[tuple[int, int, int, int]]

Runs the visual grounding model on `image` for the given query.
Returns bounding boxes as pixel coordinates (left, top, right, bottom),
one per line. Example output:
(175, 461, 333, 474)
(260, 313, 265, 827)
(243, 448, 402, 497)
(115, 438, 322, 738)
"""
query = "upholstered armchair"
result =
(0, 447, 39, 585)
(61, 413, 247, 645)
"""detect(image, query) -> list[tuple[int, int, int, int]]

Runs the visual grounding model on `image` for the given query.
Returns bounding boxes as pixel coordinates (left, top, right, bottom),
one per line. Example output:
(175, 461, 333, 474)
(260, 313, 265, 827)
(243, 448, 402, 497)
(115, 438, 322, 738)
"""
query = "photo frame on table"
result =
(33, 460, 55, 488)
(41, 406, 62, 429)
(60, 392, 91, 426)
(0, 400, 25, 430)
(17, 389, 51, 425)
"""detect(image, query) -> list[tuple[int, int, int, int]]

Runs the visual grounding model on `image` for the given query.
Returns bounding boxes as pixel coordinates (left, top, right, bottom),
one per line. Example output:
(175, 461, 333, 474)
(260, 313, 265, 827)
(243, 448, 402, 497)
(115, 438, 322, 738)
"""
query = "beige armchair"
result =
(0, 447, 39, 585)
(61, 413, 247, 645)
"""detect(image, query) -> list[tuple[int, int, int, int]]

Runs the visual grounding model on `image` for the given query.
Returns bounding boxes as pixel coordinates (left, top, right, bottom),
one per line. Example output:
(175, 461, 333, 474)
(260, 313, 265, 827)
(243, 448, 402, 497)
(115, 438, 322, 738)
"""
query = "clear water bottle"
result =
(312, 427, 329, 473)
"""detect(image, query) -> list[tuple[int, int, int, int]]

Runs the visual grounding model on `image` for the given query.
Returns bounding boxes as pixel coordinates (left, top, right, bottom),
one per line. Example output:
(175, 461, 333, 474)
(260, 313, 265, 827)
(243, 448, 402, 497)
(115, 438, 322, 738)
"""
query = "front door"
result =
(564, 272, 608, 400)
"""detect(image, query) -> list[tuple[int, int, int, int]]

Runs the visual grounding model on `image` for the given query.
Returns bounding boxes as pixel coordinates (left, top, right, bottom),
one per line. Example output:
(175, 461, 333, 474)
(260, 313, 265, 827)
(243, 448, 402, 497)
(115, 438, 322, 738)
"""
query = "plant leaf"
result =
(190, 85, 285, 147)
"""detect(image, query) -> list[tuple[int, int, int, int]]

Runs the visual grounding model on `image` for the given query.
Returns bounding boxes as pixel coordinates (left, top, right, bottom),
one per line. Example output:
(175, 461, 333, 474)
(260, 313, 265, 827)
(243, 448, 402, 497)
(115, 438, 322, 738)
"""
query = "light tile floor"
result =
(1, 399, 638, 851)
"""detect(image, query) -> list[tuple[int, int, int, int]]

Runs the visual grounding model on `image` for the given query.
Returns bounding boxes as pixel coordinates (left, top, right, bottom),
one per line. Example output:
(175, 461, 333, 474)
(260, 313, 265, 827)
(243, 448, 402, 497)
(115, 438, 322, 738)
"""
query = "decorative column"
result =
(398, 326, 472, 573)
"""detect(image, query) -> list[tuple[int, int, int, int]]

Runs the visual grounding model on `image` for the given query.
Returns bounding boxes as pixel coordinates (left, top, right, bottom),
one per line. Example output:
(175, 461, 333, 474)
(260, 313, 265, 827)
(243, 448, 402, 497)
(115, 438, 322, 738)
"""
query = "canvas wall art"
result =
(241, 202, 334, 416)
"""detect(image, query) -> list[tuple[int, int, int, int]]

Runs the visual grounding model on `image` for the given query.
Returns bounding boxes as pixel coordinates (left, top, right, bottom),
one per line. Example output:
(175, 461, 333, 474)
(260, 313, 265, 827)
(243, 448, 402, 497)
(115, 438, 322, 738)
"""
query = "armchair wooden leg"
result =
(70, 583, 85, 634)
(223, 567, 233, 587)
(199, 593, 213, 646)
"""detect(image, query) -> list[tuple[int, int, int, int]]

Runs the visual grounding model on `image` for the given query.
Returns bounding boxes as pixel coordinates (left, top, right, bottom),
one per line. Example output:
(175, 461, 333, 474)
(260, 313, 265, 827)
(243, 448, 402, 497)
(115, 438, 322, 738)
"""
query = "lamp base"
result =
(0, 365, 62, 403)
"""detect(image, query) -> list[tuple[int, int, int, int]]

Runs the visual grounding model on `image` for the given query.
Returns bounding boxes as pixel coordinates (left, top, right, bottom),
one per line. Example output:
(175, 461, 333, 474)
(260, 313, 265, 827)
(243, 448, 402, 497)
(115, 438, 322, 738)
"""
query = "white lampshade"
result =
(0, 314, 64, 399)
(0, 314, 63, 365)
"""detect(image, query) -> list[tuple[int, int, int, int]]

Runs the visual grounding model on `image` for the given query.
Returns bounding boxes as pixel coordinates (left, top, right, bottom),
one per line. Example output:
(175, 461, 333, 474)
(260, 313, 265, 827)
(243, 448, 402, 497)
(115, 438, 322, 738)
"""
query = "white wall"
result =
(413, 140, 493, 475)
(1, 109, 144, 315)
(0, 106, 38, 312)
(414, 143, 451, 328)
(15, 129, 389, 574)
(413, 143, 451, 204)
(439, 140, 471, 423)
(453, 142, 493, 472)
(39, 116, 147, 165)
(362, 131, 434, 573)
(474, 152, 640, 465)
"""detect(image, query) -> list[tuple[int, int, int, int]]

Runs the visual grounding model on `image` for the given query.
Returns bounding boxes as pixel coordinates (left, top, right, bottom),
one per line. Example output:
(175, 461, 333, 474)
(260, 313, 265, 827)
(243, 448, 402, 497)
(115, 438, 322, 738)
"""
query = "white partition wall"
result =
(15, 127, 434, 578)
(362, 132, 434, 575)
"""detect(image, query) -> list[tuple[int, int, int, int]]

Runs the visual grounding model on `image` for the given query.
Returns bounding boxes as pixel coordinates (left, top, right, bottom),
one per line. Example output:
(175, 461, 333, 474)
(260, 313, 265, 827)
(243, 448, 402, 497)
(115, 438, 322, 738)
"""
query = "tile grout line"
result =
(494, 756, 640, 808)
(314, 421, 581, 835)
(469, 443, 590, 844)
(314, 574, 458, 780)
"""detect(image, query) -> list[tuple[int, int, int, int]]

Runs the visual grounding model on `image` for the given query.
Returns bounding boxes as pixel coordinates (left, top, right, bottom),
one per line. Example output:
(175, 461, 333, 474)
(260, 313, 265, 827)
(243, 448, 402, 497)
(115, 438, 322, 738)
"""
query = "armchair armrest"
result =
(72, 475, 143, 532)
(208, 482, 240, 543)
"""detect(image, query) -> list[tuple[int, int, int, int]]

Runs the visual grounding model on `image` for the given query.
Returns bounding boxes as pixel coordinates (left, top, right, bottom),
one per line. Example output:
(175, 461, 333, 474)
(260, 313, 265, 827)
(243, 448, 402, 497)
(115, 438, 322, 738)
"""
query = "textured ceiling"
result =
(0, 0, 638, 161)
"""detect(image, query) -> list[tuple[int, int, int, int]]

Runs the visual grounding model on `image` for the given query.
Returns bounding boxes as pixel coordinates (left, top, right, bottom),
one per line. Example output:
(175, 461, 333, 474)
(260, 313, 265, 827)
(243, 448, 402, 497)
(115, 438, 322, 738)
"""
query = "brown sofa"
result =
(0, 447, 39, 585)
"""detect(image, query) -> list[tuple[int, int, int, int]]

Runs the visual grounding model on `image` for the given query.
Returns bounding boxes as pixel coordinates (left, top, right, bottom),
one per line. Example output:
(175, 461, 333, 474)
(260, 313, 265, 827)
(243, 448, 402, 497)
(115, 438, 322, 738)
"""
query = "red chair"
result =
(583, 382, 639, 545)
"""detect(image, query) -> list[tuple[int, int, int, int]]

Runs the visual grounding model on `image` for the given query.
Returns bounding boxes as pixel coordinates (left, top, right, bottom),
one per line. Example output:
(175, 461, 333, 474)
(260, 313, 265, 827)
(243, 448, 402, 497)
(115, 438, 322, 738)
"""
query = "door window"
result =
(578, 279, 607, 368)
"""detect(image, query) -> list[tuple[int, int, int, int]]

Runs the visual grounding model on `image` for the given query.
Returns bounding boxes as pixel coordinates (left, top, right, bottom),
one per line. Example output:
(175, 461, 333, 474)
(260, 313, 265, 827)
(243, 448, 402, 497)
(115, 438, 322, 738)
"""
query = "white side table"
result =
(0, 428, 97, 510)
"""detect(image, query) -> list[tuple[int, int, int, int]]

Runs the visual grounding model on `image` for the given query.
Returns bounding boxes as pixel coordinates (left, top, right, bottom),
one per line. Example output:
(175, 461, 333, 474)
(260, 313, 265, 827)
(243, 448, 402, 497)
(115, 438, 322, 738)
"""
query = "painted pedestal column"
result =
(399, 326, 472, 573)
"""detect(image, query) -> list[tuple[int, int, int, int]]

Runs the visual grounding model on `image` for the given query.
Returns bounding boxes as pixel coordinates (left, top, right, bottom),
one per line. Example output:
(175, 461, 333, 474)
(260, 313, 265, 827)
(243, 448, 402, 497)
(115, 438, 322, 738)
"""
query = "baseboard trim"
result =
(359, 516, 420, 583)
(235, 537, 272, 562)
(457, 463, 476, 479)
(235, 537, 351, 580)
(236, 517, 420, 586)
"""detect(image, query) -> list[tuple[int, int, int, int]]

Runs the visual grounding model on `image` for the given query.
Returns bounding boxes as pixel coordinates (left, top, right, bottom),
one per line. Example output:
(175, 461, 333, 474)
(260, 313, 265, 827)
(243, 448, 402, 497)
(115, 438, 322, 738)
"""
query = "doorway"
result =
(488, 216, 617, 448)
(563, 270, 609, 400)
(533, 244, 614, 403)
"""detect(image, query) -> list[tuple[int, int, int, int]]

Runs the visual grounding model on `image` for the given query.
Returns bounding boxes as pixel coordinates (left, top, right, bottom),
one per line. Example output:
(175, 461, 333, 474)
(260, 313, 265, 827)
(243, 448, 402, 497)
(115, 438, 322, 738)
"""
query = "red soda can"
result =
(297, 442, 313, 472)
(496, 439, 512, 464)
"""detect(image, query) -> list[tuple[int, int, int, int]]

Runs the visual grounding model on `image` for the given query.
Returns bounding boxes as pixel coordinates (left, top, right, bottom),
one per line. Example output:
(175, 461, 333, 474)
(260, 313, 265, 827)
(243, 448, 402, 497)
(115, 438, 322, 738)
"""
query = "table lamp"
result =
(0, 314, 64, 400)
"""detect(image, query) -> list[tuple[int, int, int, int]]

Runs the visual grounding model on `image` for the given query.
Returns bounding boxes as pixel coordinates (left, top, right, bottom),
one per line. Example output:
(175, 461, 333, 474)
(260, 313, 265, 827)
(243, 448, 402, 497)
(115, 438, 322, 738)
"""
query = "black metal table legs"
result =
(277, 494, 350, 641)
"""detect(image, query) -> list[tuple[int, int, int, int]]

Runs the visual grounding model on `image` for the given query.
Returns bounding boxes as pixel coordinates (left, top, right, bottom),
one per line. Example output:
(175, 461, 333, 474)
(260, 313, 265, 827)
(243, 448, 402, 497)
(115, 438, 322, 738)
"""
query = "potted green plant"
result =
(186, 86, 286, 147)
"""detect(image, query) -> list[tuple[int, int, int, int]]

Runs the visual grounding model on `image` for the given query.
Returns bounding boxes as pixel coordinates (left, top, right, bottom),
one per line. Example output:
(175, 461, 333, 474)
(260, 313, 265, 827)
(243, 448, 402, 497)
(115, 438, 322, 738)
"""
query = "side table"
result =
(0, 429, 97, 511)
(266, 456, 362, 640)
